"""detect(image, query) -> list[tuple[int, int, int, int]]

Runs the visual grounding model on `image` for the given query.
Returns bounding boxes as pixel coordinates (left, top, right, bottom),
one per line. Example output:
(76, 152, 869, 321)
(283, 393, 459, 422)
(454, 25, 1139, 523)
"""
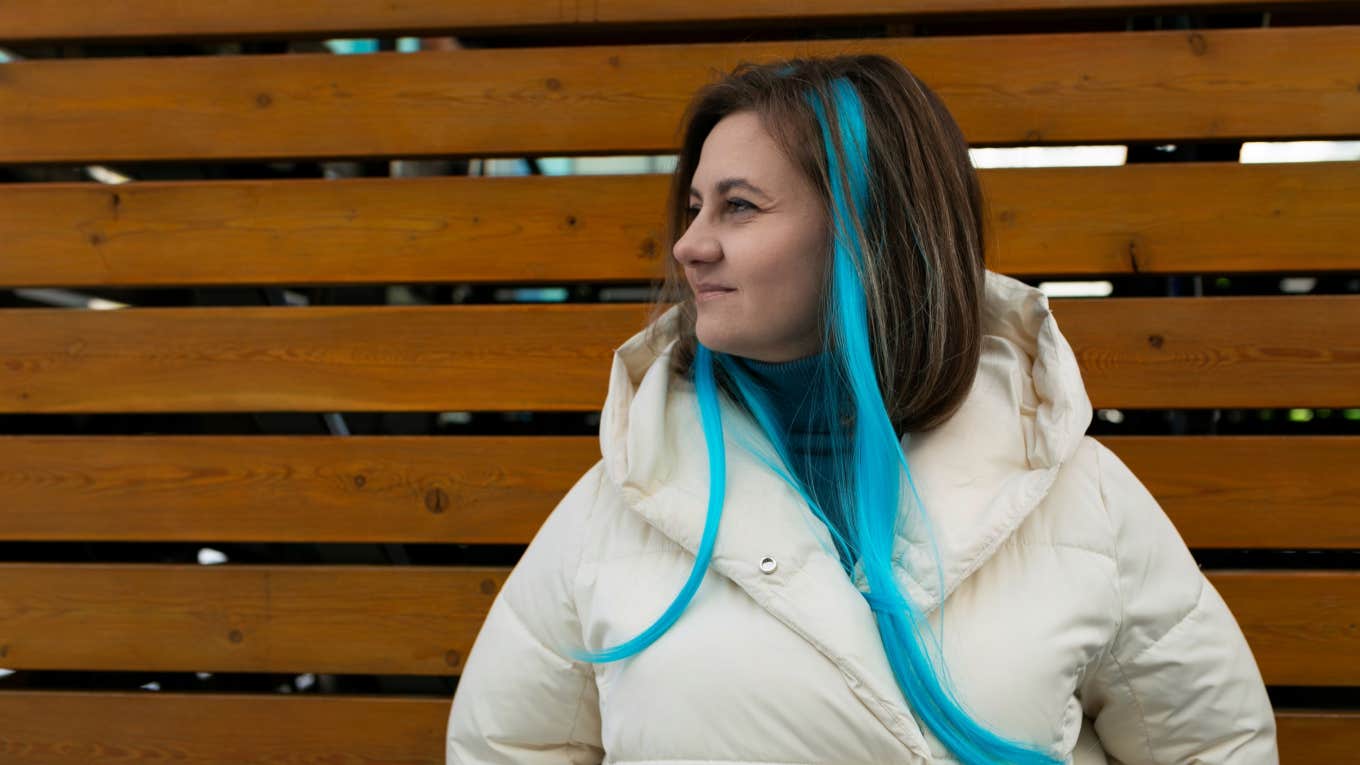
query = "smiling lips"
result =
(695, 286, 735, 302)
(692, 279, 736, 300)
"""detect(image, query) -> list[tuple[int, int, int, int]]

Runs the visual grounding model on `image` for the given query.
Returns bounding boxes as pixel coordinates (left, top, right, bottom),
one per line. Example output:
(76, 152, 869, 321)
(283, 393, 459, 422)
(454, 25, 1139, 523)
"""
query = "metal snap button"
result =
(759, 556, 778, 574)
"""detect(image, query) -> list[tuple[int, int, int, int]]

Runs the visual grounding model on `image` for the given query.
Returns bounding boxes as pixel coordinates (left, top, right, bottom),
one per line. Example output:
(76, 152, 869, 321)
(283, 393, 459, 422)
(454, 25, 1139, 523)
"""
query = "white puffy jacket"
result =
(446, 269, 1278, 764)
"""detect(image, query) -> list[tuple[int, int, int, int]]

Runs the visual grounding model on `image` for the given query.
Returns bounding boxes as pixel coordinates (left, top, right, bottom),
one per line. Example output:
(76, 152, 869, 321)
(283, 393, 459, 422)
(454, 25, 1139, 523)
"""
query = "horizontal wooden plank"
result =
(3, 0, 1351, 44)
(1051, 296, 1360, 409)
(3, 161, 1357, 288)
(0, 435, 1355, 549)
(1, 297, 1356, 413)
(0, 435, 600, 543)
(0, 565, 1351, 683)
(0, 692, 450, 765)
(1100, 436, 1360, 549)
(1276, 710, 1360, 764)
(0, 303, 647, 413)
(2, 26, 1357, 163)
(0, 564, 504, 675)
(1211, 571, 1359, 687)
(0, 175, 668, 287)
(984, 161, 1360, 277)
(0, 692, 1347, 765)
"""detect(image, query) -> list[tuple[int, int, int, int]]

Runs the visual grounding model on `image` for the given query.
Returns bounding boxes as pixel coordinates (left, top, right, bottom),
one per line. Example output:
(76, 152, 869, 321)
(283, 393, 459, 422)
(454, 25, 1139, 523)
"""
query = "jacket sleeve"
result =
(445, 460, 607, 764)
(1077, 440, 1278, 765)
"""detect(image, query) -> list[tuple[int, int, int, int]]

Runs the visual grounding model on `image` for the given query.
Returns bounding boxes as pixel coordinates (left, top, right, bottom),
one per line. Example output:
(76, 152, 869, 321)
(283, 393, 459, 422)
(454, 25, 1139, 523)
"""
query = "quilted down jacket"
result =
(446, 269, 1278, 764)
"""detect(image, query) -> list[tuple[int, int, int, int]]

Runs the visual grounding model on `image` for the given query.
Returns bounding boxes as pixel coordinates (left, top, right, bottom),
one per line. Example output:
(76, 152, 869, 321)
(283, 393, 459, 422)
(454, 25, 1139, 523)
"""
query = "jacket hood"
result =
(599, 269, 1093, 615)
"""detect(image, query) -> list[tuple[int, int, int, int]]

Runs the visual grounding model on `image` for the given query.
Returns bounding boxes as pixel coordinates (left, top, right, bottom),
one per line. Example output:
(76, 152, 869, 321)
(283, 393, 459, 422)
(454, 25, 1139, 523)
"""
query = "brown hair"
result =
(645, 54, 988, 435)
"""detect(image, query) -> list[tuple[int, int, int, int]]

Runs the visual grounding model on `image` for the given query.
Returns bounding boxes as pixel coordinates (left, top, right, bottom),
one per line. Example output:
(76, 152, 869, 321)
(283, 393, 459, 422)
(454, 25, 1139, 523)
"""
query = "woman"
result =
(446, 55, 1277, 764)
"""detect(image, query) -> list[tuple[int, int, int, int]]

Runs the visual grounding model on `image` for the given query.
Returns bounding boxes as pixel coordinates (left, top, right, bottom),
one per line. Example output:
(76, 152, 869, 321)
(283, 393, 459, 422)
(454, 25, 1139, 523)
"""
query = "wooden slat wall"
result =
(1, 0, 1356, 761)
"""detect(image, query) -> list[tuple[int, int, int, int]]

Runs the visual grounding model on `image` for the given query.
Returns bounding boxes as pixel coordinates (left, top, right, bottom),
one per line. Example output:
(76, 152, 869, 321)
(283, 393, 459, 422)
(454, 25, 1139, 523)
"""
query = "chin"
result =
(693, 322, 741, 356)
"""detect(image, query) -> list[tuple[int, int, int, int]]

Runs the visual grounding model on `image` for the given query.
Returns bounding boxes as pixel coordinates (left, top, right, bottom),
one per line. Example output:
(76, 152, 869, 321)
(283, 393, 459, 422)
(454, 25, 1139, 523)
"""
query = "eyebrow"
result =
(689, 177, 771, 201)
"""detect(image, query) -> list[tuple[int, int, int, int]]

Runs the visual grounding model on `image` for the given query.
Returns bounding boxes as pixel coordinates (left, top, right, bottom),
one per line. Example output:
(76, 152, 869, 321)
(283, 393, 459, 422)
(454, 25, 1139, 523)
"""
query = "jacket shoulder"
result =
(1076, 439, 1278, 763)
(1014, 436, 1117, 562)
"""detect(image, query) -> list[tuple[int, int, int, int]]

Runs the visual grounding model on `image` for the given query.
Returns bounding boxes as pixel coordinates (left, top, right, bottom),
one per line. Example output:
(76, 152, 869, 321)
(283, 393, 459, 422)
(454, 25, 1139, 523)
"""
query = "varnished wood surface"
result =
(0, 692, 1347, 764)
(0, 565, 1350, 684)
(0, 435, 1355, 548)
(3, 0, 1354, 43)
(3, 161, 1357, 287)
(1, 297, 1356, 412)
(3, 27, 1358, 163)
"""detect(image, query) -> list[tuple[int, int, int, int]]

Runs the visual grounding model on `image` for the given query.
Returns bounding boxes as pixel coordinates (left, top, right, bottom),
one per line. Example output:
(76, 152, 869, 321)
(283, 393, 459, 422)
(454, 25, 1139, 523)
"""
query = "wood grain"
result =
(3, 161, 1356, 288)
(0, 434, 601, 543)
(0, 564, 505, 675)
(3, 26, 1357, 162)
(1051, 296, 1360, 409)
(2, 0, 1352, 43)
(0, 692, 1347, 764)
(0, 435, 1355, 548)
(1210, 571, 1360, 687)
(0, 303, 650, 413)
(0, 297, 1356, 413)
(0, 565, 1351, 684)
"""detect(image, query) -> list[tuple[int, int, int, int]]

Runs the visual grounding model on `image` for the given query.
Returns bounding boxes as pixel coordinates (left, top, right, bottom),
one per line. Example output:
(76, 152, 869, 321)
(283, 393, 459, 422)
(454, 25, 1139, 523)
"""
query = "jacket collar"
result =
(597, 269, 1093, 758)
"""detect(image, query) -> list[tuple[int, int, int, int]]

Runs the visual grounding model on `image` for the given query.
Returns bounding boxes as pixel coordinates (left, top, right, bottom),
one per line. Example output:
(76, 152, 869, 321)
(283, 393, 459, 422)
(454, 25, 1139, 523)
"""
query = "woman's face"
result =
(673, 110, 829, 363)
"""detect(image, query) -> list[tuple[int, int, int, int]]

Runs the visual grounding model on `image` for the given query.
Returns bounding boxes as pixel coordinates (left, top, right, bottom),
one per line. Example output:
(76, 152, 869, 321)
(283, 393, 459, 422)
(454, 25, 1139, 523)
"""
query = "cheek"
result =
(775, 235, 828, 307)
(746, 249, 825, 336)
(745, 230, 824, 291)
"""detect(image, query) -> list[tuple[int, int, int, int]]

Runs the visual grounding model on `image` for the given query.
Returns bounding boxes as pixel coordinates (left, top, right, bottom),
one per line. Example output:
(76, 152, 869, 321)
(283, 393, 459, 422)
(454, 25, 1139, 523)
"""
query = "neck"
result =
(733, 350, 839, 444)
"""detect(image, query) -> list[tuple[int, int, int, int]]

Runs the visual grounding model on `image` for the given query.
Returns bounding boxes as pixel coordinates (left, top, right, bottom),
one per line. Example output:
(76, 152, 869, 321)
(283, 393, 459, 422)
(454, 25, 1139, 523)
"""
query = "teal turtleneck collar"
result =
(731, 350, 843, 458)
(731, 349, 855, 568)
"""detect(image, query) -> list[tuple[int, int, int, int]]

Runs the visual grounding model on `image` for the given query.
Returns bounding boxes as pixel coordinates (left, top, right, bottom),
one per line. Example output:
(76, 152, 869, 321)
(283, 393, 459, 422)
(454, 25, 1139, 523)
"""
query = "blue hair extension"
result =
(566, 343, 728, 664)
(799, 75, 1062, 765)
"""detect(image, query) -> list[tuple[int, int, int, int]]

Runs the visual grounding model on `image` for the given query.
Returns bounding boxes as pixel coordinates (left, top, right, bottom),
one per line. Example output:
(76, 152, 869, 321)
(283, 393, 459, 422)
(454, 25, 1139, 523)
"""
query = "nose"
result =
(672, 217, 721, 267)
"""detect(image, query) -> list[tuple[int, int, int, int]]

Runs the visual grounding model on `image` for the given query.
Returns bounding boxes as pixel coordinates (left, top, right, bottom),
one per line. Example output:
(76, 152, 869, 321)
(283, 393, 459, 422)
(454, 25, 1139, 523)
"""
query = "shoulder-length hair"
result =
(647, 53, 987, 435)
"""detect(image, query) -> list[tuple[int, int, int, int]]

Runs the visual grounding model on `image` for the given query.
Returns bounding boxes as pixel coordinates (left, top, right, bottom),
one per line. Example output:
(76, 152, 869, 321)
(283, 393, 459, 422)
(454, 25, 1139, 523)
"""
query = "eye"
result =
(686, 198, 756, 217)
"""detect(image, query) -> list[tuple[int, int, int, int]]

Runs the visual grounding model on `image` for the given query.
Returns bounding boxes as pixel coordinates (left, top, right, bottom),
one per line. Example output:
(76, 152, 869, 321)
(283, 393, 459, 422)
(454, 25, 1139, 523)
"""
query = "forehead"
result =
(690, 111, 800, 192)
